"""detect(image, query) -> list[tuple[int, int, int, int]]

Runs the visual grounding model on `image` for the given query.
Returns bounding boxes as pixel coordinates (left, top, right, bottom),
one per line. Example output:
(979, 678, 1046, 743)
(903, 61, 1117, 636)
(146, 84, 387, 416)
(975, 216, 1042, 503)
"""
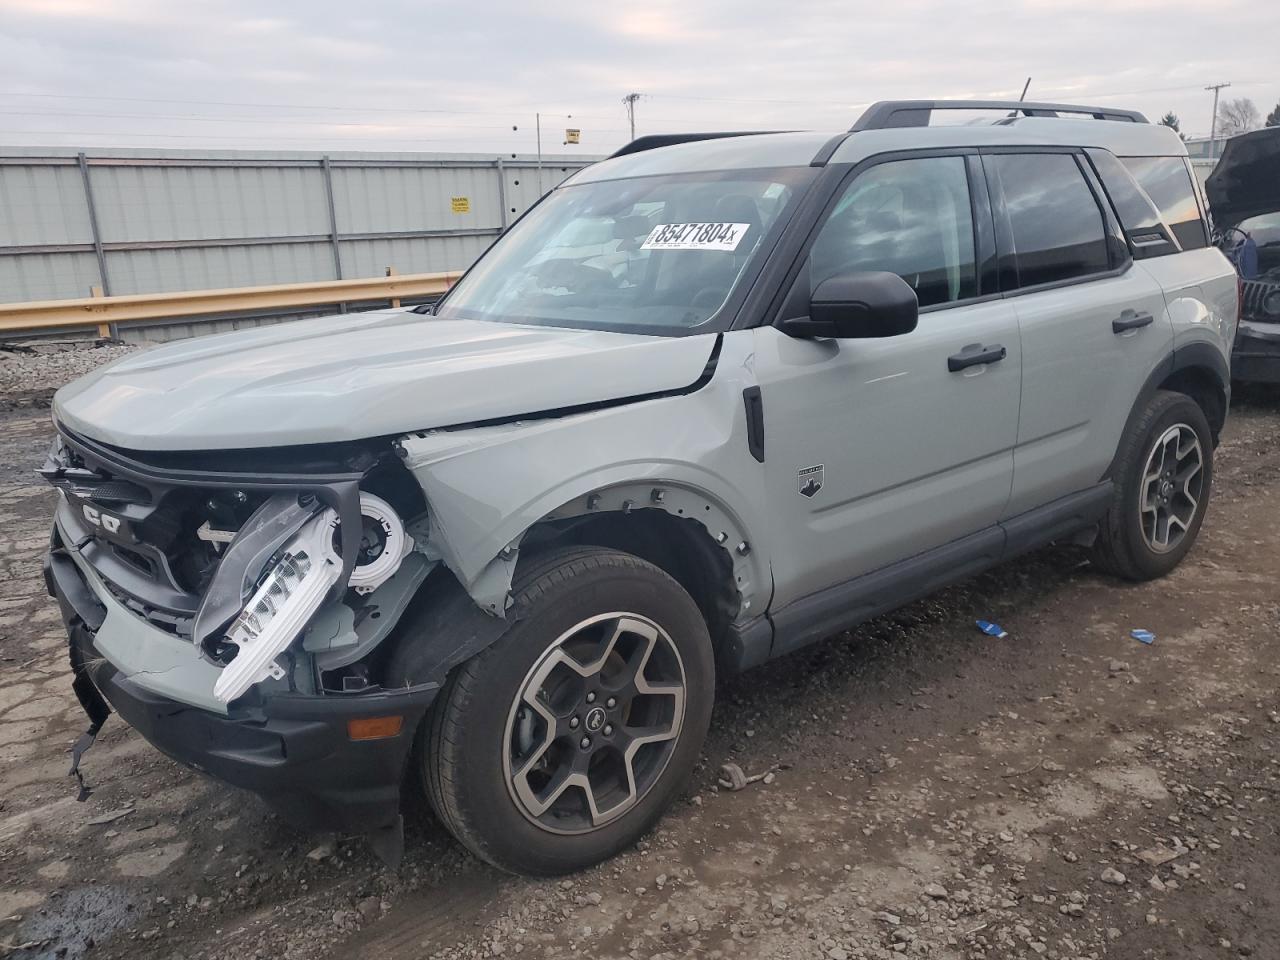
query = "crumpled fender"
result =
(396, 330, 770, 619)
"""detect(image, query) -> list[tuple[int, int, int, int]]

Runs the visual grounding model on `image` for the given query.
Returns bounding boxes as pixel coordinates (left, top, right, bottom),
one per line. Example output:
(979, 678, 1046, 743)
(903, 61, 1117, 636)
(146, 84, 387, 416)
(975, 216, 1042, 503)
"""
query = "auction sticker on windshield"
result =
(641, 222, 751, 251)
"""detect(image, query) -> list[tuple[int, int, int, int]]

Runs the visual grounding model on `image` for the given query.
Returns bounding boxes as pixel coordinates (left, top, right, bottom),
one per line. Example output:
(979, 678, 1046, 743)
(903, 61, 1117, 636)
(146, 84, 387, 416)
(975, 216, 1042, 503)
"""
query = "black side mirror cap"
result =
(778, 270, 919, 339)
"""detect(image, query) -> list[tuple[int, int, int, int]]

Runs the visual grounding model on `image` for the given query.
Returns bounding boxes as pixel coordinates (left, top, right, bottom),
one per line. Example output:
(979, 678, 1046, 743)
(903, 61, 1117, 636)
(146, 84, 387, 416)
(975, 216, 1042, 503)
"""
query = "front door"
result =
(755, 153, 1022, 612)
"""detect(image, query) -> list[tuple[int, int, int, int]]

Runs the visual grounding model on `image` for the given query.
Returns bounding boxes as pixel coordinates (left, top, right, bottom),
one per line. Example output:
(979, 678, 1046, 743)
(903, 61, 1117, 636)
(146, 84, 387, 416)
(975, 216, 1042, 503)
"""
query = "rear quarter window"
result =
(1120, 156, 1209, 251)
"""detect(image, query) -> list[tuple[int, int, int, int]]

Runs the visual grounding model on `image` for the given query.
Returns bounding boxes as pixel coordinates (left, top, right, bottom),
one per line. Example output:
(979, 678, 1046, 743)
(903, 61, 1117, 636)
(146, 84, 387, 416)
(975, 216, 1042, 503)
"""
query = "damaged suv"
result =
(44, 100, 1237, 876)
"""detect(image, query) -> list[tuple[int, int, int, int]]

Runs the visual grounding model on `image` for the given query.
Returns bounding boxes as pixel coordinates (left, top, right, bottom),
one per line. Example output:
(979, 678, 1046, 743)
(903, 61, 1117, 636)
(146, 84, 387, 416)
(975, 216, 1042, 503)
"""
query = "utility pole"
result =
(1206, 81, 1230, 152)
(535, 112, 543, 195)
(622, 92, 641, 140)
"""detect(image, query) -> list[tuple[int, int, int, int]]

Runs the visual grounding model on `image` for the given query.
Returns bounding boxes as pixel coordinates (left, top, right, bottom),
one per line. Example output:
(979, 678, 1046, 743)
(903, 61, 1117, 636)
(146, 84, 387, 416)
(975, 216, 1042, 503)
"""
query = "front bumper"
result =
(45, 534, 438, 834)
(1232, 319, 1280, 384)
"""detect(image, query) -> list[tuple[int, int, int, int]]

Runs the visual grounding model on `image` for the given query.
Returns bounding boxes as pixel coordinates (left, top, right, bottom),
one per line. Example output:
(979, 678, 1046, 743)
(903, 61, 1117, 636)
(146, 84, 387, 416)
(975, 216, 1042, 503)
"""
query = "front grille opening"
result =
(111, 544, 157, 578)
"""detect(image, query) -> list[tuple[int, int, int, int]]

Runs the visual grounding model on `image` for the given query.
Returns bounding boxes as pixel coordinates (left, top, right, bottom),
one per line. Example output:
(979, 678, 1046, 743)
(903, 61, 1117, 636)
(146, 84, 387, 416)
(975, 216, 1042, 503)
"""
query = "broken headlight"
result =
(211, 492, 414, 704)
(213, 509, 342, 703)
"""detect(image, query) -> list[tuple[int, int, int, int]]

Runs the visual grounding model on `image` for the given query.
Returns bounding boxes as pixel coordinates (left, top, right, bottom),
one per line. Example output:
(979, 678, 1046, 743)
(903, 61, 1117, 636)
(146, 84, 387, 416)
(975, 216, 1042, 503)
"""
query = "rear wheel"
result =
(409, 547, 714, 875)
(1093, 390, 1213, 580)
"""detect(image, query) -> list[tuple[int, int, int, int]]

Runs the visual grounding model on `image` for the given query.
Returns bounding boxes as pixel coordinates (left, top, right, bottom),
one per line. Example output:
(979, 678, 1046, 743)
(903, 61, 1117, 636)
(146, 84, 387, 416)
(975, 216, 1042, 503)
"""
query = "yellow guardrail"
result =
(0, 270, 462, 338)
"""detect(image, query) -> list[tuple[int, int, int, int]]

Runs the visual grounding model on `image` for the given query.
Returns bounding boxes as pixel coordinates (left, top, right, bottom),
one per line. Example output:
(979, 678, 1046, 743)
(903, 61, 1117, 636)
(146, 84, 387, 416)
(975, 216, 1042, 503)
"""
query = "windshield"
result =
(435, 168, 813, 335)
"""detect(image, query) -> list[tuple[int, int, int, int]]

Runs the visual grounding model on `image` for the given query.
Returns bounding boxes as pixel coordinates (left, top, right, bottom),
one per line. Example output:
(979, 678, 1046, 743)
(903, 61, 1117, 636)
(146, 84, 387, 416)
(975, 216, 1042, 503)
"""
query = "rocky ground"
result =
(1, 344, 1277, 960)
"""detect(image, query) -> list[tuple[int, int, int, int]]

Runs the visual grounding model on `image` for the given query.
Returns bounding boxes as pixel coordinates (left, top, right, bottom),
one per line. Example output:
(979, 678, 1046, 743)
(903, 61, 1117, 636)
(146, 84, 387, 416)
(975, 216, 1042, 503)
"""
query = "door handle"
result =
(948, 343, 1007, 372)
(1112, 309, 1154, 334)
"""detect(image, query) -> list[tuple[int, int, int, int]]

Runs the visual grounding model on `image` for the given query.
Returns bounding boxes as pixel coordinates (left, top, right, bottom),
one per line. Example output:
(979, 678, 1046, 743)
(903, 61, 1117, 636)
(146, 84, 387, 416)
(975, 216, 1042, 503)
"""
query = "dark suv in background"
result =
(1208, 126, 1280, 383)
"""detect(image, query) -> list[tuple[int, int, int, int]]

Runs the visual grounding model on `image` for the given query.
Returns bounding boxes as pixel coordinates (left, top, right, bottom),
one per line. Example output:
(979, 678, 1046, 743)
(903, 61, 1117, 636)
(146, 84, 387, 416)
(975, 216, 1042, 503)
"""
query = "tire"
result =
(1093, 390, 1214, 581)
(400, 546, 714, 875)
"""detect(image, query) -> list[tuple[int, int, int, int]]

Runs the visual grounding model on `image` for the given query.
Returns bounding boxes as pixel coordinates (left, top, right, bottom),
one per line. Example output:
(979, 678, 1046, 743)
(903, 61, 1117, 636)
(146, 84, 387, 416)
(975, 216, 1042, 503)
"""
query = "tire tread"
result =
(421, 546, 691, 871)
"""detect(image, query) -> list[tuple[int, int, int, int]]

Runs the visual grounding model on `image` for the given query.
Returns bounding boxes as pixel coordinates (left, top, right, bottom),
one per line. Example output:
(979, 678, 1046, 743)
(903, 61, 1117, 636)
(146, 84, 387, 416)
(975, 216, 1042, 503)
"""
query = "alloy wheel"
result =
(1138, 423, 1204, 554)
(503, 612, 686, 835)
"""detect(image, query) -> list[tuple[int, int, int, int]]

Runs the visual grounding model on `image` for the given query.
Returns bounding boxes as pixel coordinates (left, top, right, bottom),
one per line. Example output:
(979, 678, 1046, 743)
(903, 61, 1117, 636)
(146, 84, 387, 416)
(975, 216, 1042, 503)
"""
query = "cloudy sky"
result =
(0, 0, 1276, 156)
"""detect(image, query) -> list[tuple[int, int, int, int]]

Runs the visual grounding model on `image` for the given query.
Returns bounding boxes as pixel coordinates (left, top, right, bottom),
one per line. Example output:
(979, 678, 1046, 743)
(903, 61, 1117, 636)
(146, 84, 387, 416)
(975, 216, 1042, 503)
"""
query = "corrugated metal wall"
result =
(0, 147, 596, 340)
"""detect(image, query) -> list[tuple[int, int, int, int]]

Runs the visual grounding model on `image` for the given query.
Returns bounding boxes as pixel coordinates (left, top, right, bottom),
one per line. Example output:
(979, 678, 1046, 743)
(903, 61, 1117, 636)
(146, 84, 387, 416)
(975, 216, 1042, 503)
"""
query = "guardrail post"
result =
(496, 157, 509, 229)
(78, 153, 117, 338)
(320, 155, 346, 313)
(89, 285, 111, 339)
(385, 266, 400, 308)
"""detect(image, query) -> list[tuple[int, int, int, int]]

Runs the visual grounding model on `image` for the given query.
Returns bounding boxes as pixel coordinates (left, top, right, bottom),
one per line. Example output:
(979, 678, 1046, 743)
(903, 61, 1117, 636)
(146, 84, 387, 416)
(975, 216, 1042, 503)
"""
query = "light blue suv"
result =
(43, 100, 1237, 874)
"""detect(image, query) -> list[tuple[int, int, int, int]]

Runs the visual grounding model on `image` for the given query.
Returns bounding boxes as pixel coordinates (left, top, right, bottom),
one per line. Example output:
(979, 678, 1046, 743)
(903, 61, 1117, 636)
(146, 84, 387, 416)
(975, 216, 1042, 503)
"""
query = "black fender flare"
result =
(1102, 344, 1230, 481)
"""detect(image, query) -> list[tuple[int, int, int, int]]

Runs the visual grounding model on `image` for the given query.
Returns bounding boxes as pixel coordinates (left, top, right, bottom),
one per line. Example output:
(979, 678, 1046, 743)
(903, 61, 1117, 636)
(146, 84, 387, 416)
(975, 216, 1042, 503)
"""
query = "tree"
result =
(1159, 111, 1180, 132)
(1217, 97, 1261, 138)
(1267, 101, 1280, 128)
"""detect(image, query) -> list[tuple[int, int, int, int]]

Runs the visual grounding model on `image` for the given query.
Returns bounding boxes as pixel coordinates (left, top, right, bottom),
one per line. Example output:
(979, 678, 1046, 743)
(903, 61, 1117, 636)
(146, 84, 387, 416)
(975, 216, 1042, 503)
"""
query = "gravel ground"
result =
(1, 343, 1278, 960)
(0, 341, 139, 409)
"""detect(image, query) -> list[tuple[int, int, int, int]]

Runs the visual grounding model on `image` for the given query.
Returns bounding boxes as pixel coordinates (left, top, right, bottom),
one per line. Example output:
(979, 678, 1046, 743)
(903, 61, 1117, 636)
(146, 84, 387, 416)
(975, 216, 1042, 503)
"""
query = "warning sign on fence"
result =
(451, 196, 471, 214)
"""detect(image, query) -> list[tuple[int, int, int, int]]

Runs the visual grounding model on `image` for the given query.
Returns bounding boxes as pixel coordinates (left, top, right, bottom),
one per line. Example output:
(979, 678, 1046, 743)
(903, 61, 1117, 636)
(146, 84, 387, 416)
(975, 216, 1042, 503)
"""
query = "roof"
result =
(570, 132, 835, 184)
(569, 113, 1187, 186)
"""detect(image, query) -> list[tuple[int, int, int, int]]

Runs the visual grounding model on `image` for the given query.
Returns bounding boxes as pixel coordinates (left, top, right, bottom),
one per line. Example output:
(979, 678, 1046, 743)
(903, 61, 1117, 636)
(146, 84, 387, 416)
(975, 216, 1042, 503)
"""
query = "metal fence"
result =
(0, 146, 597, 340)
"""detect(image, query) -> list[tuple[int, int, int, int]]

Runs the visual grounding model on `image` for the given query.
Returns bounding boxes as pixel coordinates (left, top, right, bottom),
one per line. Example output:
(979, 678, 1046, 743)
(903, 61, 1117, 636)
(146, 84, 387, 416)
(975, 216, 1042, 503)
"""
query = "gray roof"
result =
(569, 116, 1188, 185)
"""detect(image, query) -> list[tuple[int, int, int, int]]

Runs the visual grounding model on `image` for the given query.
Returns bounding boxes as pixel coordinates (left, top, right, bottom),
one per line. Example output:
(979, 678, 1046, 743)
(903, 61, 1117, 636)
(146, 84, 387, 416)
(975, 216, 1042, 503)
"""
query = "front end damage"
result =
(42, 424, 448, 862)
(41, 330, 770, 862)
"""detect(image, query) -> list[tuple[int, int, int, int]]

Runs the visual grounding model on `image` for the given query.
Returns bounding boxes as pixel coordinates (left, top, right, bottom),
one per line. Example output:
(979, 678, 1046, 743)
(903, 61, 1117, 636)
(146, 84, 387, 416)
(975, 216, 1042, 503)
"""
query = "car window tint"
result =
(810, 156, 977, 308)
(992, 153, 1110, 288)
(1086, 149, 1167, 242)
(1120, 156, 1209, 251)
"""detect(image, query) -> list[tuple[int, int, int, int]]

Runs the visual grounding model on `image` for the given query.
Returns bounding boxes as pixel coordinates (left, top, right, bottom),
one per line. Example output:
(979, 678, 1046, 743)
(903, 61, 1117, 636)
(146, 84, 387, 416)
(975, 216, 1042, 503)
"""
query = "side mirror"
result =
(778, 270, 919, 339)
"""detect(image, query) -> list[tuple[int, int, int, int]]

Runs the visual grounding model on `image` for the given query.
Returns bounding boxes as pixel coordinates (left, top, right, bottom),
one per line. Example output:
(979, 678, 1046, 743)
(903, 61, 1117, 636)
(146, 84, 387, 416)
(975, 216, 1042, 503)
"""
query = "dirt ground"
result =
(1, 375, 1278, 960)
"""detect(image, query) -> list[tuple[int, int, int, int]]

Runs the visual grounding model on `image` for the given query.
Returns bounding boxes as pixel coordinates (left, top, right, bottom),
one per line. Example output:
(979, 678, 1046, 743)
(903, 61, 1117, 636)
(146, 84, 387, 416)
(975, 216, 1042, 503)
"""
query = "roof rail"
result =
(607, 131, 783, 159)
(851, 100, 1148, 131)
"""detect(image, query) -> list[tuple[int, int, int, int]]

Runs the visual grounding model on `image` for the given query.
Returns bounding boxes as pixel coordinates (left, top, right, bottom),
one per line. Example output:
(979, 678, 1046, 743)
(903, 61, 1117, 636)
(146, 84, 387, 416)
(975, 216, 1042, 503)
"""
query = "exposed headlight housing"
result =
(338, 492, 415, 595)
(213, 509, 342, 703)
(211, 492, 415, 704)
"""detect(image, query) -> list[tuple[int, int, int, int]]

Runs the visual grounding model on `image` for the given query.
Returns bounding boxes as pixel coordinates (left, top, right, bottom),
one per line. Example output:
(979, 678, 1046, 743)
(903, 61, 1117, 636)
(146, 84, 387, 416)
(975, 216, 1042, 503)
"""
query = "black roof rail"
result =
(607, 131, 784, 159)
(851, 100, 1148, 131)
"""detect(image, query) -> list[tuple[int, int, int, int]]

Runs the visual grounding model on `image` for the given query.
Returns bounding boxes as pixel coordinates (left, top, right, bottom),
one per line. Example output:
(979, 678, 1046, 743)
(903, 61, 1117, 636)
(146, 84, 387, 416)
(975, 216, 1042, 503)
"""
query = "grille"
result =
(1241, 279, 1280, 321)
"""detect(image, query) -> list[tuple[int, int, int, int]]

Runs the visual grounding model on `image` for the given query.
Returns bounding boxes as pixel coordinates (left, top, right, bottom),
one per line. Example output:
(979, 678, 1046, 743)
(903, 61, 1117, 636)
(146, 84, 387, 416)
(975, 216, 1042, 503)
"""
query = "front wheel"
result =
(409, 547, 714, 875)
(1093, 390, 1214, 580)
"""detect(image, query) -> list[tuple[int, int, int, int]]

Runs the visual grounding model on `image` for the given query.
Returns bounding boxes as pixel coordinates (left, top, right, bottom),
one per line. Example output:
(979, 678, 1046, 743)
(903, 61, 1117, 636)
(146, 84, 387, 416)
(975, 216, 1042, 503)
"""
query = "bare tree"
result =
(1217, 98, 1261, 138)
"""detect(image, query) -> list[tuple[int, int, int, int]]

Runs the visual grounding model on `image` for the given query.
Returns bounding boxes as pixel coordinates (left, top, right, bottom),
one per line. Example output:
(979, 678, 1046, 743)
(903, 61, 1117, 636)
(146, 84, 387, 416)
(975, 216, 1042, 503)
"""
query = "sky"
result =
(0, 0, 1277, 156)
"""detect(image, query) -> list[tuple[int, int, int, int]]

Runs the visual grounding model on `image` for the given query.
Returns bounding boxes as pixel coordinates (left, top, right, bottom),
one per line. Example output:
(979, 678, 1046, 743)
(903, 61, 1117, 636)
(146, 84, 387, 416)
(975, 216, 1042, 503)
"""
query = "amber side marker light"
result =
(347, 716, 404, 740)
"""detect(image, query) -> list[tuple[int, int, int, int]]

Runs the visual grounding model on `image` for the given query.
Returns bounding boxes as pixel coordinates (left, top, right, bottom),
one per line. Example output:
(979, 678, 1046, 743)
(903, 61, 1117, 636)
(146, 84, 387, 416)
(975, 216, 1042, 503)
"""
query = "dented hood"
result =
(53, 309, 717, 451)
(1206, 127, 1280, 229)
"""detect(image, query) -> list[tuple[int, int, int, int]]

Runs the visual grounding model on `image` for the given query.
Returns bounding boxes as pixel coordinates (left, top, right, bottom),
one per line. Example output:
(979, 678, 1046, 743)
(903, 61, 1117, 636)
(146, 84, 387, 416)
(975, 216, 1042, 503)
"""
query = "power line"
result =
(0, 128, 595, 145)
(0, 90, 621, 121)
(0, 109, 605, 131)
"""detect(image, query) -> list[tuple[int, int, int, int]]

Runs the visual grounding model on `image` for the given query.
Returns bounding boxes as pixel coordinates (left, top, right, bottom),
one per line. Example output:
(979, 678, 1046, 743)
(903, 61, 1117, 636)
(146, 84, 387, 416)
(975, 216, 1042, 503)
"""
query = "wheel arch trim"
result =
(1103, 344, 1229, 481)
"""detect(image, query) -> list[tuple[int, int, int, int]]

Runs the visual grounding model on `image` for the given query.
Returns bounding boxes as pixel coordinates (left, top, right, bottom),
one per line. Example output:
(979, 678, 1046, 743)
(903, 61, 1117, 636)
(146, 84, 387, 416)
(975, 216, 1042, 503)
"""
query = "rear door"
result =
(756, 152, 1021, 612)
(985, 150, 1173, 517)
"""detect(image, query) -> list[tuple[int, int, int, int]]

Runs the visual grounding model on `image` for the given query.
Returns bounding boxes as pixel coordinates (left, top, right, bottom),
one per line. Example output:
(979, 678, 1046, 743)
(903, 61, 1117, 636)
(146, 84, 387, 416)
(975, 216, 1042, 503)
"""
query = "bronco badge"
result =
(798, 464, 824, 499)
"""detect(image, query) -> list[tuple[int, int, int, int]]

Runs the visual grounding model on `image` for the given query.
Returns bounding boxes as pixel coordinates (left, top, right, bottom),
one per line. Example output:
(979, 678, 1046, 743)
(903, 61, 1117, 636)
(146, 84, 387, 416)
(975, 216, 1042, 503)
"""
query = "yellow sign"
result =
(451, 196, 471, 214)
(565, 128, 581, 144)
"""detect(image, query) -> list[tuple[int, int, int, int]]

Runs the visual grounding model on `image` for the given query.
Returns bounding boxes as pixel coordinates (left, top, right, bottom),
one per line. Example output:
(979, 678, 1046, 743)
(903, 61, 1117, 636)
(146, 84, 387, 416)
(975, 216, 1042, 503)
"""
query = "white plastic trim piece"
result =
(338, 492, 414, 595)
(213, 509, 342, 704)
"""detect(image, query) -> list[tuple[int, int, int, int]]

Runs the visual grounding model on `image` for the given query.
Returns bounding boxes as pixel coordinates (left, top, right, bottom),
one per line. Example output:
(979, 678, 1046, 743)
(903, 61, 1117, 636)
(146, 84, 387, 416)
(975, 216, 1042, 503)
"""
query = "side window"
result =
(1120, 156, 1209, 251)
(810, 156, 977, 309)
(1086, 148, 1171, 250)
(991, 153, 1110, 288)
